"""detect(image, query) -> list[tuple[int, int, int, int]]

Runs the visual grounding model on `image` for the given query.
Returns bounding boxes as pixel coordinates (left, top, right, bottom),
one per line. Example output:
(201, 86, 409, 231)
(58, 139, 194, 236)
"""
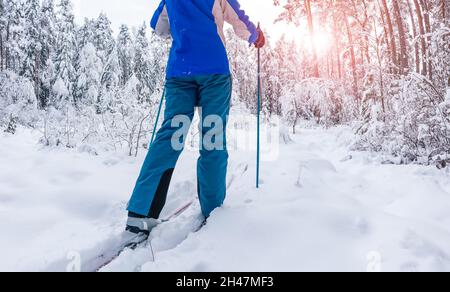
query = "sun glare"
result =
(312, 31, 332, 55)
(286, 25, 332, 56)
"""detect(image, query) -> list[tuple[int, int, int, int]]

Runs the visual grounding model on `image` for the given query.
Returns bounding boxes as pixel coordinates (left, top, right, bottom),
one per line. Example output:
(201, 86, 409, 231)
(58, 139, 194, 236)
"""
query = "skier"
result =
(125, 0, 265, 236)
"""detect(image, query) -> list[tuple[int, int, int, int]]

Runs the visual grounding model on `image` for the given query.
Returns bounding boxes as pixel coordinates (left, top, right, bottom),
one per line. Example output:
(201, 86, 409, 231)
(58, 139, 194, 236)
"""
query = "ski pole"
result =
(256, 23, 261, 189)
(150, 88, 165, 146)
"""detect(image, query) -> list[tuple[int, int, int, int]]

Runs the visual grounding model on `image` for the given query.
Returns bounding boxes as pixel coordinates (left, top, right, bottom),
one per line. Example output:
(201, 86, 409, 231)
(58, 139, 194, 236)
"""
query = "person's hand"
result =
(254, 27, 265, 49)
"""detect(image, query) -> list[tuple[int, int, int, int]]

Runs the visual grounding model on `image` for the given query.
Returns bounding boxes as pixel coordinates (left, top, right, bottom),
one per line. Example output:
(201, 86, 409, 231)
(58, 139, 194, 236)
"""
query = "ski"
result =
(161, 200, 194, 223)
(91, 200, 195, 272)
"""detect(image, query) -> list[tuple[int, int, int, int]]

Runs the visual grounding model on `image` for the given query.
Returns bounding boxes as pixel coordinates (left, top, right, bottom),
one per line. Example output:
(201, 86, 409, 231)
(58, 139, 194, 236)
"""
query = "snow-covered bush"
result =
(0, 71, 39, 133)
(40, 104, 77, 148)
(100, 76, 159, 156)
(430, 25, 450, 96)
(355, 74, 450, 165)
(281, 78, 346, 130)
(39, 79, 160, 156)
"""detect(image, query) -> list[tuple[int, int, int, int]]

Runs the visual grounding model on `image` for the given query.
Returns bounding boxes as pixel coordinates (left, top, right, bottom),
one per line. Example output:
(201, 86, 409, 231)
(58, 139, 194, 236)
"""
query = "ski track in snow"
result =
(1, 126, 450, 272)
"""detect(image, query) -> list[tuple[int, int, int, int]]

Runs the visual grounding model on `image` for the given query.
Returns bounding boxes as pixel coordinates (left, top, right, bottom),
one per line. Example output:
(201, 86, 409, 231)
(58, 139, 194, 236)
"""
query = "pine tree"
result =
(74, 43, 102, 106)
(53, 0, 76, 105)
(38, 0, 57, 108)
(90, 13, 115, 110)
(148, 30, 168, 94)
(3, 0, 24, 72)
(412, 0, 428, 76)
(305, 0, 319, 78)
(343, 12, 359, 99)
(21, 0, 42, 99)
(380, 0, 399, 73)
(0, 0, 6, 70)
(77, 19, 95, 53)
(92, 13, 114, 64)
(117, 24, 133, 87)
(133, 24, 152, 102)
(98, 46, 120, 113)
(392, 0, 409, 74)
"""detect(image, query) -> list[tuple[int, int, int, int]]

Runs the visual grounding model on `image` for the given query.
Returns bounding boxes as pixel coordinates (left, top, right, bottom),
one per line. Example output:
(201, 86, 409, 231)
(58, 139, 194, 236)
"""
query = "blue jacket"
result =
(150, 0, 258, 78)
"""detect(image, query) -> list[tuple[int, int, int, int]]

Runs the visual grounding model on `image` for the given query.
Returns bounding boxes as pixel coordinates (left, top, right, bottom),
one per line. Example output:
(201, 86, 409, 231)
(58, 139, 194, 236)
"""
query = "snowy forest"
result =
(0, 0, 449, 165)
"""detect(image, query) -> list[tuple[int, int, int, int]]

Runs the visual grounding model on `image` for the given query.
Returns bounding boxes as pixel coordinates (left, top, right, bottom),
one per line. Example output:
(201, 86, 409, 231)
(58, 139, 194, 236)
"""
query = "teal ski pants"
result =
(127, 74, 231, 219)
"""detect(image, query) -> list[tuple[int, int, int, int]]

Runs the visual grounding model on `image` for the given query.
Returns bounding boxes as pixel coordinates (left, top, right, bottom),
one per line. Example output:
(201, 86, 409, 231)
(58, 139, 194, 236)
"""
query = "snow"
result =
(1, 125, 450, 272)
(52, 78, 70, 98)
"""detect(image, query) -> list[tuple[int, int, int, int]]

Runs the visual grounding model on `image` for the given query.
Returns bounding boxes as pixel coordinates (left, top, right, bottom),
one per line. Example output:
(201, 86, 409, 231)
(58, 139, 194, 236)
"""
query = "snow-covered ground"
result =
(1, 125, 450, 272)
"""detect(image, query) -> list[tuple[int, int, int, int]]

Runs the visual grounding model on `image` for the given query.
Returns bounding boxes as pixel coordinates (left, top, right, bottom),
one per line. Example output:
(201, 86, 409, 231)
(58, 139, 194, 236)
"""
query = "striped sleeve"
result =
(150, 0, 171, 38)
(222, 0, 259, 44)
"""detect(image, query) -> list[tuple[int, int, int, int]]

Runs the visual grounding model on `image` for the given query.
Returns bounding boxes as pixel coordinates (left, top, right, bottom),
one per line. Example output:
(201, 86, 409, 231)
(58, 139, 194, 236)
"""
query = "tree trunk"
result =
(407, 0, 420, 73)
(362, 0, 371, 64)
(305, 0, 319, 78)
(373, 18, 386, 113)
(392, 0, 409, 74)
(0, 33, 3, 71)
(381, 0, 398, 73)
(350, 0, 371, 67)
(442, 0, 447, 21)
(344, 15, 358, 99)
(412, 0, 428, 76)
(377, 0, 393, 74)
(5, 22, 10, 70)
(420, 0, 433, 81)
(326, 51, 331, 78)
(332, 10, 342, 79)
(360, 40, 365, 66)
(34, 48, 40, 105)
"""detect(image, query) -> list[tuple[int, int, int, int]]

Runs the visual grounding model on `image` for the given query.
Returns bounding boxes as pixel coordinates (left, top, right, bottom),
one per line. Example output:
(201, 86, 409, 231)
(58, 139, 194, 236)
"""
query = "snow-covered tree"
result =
(148, 30, 169, 95)
(258, 32, 280, 117)
(52, 0, 76, 105)
(133, 24, 153, 102)
(2, 0, 24, 72)
(76, 19, 95, 53)
(0, 0, 6, 70)
(98, 46, 120, 113)
(74, 43, 102, 107)
(92, 13, 114, 64)
(38, 0, 57, 108)
(225, 28, 257, 111)
(117, 24, 133, 87)
(20, 0, 41, 99)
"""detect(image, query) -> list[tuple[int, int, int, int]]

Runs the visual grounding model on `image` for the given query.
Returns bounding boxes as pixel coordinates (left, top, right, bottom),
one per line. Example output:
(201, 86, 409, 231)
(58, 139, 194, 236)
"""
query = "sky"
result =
(72, 0, 295, 41)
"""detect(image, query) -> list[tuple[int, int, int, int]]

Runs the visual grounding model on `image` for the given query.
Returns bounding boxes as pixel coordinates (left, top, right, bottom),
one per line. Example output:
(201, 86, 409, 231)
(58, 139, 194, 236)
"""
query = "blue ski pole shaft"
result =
(150, 88, 165, 146)
(256, 26, 261, 189)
